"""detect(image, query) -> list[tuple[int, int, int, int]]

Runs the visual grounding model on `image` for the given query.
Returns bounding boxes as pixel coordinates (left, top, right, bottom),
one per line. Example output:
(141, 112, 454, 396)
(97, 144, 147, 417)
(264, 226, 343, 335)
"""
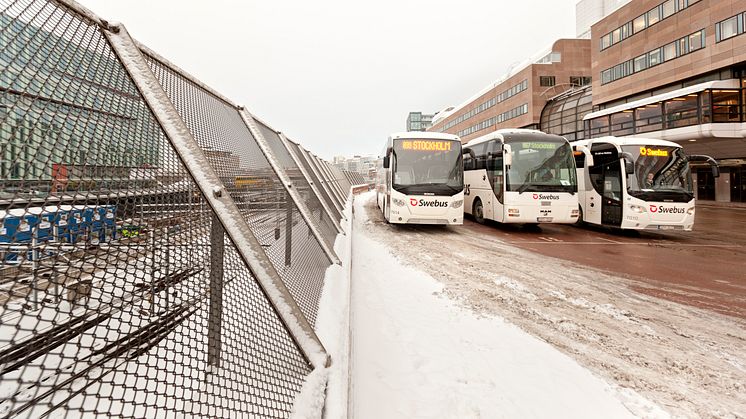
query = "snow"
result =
(314, 192, 668, 419)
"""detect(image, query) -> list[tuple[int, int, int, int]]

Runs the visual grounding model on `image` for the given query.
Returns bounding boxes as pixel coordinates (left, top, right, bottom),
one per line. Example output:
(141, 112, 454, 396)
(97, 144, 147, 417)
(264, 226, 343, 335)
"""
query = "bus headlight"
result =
(392, 198, 406, 207)
(629, 204, 646, 213)
(571, 209, 579, 217)
(507, 208, 520, 217)
(451, 199, 463, 209)
(687, 207, 695, 215)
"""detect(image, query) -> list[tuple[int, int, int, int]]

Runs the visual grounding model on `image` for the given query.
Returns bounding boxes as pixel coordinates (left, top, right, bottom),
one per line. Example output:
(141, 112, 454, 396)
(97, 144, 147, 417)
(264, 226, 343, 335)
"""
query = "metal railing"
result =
(0, 0, 348, 416)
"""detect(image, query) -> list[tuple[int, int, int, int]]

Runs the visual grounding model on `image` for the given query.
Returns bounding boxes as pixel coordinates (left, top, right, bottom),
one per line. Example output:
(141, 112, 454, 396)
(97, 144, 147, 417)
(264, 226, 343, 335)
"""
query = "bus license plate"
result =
(658, 225, 675, 230)
(537, 217, 553, 222)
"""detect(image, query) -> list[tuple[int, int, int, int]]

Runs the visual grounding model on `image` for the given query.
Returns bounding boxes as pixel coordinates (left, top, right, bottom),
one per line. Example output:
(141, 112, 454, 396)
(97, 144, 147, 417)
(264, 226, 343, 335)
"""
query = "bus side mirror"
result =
(503, 144, 512, 167)
(463, 148, 476, 159)
(382, 156, 390, 169)
(619, 151, 635, 175)
(576, 145, 593, 167)
(625, 160, 635, 175)
(712, 165, 720, 178)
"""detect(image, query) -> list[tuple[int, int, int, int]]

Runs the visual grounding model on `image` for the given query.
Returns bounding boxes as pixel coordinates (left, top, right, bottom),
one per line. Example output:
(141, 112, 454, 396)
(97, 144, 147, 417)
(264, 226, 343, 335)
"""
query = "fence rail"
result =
(0, 0, 349, 416)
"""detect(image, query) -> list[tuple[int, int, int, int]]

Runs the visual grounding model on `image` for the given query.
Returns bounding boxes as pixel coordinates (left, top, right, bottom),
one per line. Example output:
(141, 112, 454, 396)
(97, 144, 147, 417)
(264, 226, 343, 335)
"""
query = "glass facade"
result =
(539, 87, 593, 141)
(584, 87, 745, 137)
(0, 13, 160, 193)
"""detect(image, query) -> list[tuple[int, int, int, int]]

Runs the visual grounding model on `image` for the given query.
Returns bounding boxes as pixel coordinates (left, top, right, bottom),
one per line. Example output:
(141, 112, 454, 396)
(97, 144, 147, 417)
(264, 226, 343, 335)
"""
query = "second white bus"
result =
(463, 129, 580, 224)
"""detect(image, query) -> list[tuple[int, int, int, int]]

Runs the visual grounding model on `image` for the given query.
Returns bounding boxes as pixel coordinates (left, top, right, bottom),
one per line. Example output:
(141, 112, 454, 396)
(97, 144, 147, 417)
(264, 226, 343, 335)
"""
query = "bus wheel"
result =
(473, 199, 485, 224)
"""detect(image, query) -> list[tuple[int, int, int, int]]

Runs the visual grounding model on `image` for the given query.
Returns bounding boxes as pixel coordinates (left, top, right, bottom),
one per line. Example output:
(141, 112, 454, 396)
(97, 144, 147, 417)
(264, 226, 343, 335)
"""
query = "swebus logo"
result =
(410, 198, 449, 207)
(649, 205, 685, 214)
(532, 194, 560, 200)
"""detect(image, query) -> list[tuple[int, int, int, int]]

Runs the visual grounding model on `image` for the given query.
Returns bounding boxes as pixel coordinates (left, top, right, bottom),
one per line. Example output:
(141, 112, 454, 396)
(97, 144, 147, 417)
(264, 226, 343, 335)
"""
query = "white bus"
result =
(571, 136, 718, 231)
(462, 129, 580, 224)
(376, 132, 464, 225)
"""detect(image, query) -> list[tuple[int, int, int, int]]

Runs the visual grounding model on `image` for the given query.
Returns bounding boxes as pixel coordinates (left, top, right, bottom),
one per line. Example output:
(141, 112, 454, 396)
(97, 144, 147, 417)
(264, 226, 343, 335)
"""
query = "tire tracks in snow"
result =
(361, 196, 745, 419)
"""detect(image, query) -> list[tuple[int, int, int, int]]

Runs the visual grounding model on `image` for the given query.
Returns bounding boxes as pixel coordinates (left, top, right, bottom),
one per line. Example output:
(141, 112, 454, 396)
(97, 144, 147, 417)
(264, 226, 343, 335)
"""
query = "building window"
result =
(540, 76, 555, 87)
(689, 31, 704, 50)
(633, 14, 647, 33)
(663, 42, 677, 61)
(601, 33, 612, 49)
(647, 7, 661, 26)
(601, 69, 612, 84)
(661, 0, 676, 19)
(634, 55, 647, 72)
(716, 13, 744, 42)
(570, 76, 591, 87)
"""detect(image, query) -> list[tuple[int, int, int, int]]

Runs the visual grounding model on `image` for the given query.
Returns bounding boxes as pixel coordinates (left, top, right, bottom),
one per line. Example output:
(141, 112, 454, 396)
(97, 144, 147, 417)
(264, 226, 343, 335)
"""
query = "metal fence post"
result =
(285, 191, 292, 267)
(208, 213, 224, 367)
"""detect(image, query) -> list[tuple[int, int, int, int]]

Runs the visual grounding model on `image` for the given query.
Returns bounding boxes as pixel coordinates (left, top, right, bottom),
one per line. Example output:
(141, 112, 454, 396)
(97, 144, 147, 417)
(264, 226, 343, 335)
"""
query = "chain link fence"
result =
(0, 0, 345, 416)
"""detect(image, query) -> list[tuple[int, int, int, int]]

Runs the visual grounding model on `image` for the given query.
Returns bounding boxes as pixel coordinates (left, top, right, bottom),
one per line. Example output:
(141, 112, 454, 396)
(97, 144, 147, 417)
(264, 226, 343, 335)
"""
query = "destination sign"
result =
(640, 147, 669, 157)
(401, 140, 453, 152)
(521, 142, 558, 150)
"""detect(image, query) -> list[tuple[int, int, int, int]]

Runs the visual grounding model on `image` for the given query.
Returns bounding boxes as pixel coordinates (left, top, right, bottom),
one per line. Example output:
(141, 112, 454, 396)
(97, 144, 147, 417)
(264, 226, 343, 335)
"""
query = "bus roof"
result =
(571, 136, 682, 149)
(463, 129, 566, 148)
(389, 132, 461, 142)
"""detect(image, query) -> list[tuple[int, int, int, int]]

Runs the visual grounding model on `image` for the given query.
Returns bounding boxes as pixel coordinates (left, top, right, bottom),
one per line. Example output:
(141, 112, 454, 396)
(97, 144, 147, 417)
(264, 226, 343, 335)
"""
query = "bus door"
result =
(587, 143, 621, 226)
(600, 161, 623, 226)
(486, 142, 505, 222)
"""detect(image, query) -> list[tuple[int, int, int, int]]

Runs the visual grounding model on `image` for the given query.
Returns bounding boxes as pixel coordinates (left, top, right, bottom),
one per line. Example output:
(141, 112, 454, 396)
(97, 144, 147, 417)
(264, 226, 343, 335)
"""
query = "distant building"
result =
(333, 155, 378, 182)
(428, 39, 592, 143)
(406, 112, 434, 131)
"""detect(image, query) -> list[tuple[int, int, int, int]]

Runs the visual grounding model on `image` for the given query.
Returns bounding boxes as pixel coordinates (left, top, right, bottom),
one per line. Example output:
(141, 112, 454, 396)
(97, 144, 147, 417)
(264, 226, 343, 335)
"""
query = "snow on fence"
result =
(0, 0, 348, 416)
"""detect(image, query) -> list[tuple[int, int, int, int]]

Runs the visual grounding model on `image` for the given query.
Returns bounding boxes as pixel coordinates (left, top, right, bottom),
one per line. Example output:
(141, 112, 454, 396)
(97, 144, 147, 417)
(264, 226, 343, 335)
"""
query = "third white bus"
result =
(571, 136, 718, 231)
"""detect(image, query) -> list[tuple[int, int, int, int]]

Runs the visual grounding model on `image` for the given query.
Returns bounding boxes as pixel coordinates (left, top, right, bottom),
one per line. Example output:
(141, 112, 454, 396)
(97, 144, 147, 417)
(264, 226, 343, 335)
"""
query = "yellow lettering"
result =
(399, 140, 455, 152)
(640, 147, 668, 157)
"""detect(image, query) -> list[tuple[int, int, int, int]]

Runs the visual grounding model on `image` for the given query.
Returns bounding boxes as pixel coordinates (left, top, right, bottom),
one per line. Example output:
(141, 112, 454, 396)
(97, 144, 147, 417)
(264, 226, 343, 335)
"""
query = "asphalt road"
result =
(461, 205, 746, 318)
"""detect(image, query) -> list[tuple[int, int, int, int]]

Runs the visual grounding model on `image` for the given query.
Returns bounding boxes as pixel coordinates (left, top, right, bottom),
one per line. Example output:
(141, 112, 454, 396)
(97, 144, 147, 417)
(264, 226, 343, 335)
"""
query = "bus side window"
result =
(472, 143, 487, 170)
(464, 155, 473, 170)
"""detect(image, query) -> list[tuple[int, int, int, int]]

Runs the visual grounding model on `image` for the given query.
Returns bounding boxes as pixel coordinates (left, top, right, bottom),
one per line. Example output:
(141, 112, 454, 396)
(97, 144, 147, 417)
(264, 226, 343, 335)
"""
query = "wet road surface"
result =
(461, 205, 746, 318)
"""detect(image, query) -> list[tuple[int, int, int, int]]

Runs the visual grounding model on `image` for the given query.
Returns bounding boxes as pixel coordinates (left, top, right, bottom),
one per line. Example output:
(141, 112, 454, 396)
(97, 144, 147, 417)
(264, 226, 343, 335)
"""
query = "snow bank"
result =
(294, 196, 354, 419)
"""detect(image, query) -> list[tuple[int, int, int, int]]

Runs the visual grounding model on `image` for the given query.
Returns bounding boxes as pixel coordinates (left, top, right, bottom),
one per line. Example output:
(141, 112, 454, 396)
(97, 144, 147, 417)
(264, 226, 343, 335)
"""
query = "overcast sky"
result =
(81, 0, 581, 159)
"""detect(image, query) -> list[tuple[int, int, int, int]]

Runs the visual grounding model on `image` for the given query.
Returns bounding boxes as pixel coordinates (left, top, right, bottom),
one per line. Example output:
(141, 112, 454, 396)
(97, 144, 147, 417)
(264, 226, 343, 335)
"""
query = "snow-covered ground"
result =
(315, 192, 672, 419)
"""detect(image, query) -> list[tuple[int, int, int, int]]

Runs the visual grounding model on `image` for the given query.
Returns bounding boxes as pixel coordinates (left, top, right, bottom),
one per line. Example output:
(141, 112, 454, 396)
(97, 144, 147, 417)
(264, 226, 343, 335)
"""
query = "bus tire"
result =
(575, 205, 584, 226)
(473, 198, 485, 224)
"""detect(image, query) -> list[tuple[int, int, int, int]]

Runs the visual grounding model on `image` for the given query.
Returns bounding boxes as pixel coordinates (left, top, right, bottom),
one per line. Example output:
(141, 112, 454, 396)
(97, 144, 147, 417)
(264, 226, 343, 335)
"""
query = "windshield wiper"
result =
(516, 182, 533, 194)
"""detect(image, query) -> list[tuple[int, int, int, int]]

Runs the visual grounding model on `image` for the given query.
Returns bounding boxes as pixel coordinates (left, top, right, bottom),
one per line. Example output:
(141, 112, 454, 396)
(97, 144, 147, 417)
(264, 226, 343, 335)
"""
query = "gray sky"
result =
(82, 0, 580, 159)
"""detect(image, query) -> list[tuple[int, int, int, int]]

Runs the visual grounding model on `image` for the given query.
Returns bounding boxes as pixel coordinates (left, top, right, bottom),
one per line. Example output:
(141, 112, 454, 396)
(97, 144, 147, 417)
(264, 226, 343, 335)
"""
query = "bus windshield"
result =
(392, 139, 463, 195)
(506, 141, 576, 193)
(622, 145, 693, 200)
